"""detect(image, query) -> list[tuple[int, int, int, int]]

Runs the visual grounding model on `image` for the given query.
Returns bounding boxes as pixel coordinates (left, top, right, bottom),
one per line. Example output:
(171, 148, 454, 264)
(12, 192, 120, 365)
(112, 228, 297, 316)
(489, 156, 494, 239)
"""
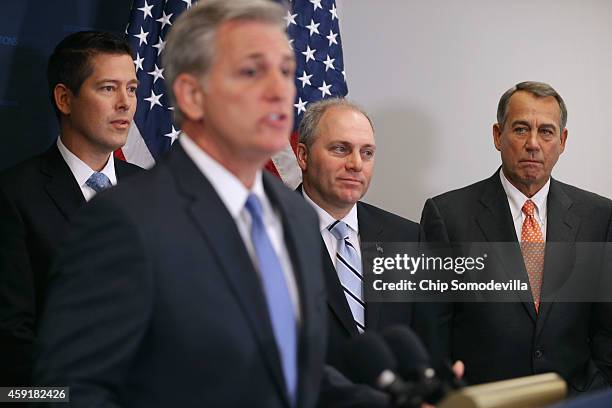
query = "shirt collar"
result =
(56, 136, 117, 187)
(302, 189, 359, 235)
(179, 133, 265, 218)
(499, 169, 549, 223)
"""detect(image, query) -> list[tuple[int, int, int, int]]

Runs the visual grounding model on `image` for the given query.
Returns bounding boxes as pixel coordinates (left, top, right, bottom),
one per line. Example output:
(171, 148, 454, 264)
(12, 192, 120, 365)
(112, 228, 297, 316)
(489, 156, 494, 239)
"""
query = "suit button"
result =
(534, 349, 543, 359)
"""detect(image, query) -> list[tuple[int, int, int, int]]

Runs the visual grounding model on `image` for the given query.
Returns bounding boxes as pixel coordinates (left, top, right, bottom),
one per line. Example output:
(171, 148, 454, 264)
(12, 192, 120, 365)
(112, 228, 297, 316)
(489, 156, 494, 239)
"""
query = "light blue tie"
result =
(85, 172, 112, 193)
(329, 220, 365, 333)
(245, 194, 297, 405)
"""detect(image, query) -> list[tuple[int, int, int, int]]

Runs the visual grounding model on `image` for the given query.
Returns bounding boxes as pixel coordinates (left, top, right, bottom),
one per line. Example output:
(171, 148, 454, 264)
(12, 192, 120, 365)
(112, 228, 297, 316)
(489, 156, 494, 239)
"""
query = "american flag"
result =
(123, 0, 347, 187)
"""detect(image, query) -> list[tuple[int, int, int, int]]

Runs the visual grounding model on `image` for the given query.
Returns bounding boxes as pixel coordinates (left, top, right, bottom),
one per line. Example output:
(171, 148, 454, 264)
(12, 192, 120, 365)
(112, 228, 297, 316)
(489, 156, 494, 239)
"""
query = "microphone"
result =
(344, 332, 427, 408)
(381, 325, 465, 404)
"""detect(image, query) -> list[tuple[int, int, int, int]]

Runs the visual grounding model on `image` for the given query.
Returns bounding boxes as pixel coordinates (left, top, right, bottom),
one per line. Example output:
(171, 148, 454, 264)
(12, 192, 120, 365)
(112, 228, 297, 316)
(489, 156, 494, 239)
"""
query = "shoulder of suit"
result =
(116, 159, 144, 175)
(427, 176, 494, 207)
(357, 200, 419, 228)
(0, 150, 49, 192)
(553, 179, 612, 210)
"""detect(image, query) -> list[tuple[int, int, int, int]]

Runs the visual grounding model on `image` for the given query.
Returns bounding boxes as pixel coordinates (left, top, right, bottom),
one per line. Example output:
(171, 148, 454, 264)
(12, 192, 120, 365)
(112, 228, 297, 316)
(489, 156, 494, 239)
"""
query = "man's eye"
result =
(128, 86, 138, 95)
(514, 127, 527, 134)
(332, 145, 347, 153)
(101, 86, 115, 92)
(362, 149, 375, 159)
(241, 68, 258, 77)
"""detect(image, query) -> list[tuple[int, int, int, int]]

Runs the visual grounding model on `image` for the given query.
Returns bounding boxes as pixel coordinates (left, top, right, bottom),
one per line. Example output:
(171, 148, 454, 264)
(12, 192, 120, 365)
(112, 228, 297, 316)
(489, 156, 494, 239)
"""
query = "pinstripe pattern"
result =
(328, 221, 364, 332)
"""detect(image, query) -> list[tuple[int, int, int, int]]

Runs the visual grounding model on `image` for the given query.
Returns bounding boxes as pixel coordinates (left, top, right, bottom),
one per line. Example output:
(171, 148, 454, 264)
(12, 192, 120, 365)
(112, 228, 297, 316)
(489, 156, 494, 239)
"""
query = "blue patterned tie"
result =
(85, 172, 112, 193)
(245, 194, 297, 405)
(328, 220, 365, 333)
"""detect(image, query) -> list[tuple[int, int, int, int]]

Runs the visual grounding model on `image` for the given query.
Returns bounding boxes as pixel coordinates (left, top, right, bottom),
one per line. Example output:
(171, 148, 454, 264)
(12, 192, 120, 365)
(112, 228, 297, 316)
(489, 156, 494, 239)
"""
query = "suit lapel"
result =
(476, 172, 537, 322)
(265, 174, 322, 408)
(358, 202, 383, 330)
(41, 145, 85, 221)
(537, 179, 579, 336)
(168, 146, 289, 405)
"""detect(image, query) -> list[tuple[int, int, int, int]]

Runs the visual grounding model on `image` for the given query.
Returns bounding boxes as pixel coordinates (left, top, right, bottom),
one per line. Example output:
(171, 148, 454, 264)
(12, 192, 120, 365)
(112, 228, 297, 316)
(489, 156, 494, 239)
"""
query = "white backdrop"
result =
(336, 0, 612, 221)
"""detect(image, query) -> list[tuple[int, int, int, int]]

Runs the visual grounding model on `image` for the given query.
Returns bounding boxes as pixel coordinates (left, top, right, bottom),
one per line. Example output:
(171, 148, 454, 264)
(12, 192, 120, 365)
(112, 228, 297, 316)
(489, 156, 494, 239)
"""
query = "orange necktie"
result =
(520, 200, 545, 312)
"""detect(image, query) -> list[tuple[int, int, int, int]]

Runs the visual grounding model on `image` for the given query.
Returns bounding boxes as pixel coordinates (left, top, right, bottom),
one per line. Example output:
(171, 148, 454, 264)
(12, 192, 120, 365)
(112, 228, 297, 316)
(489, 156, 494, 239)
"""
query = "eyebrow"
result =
(510, 120, 557, 130)
(96, 79, 140, 85)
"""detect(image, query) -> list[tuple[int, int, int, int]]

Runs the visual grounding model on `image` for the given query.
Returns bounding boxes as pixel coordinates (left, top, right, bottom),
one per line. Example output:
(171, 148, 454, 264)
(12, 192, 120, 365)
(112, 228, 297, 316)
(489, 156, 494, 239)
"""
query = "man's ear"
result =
(53, 84, 72, 116)
(492, 123, 503, 152)
(296, 142, 308, 171)
(559, 128, 568, 154)
(173, 73, 206, 121)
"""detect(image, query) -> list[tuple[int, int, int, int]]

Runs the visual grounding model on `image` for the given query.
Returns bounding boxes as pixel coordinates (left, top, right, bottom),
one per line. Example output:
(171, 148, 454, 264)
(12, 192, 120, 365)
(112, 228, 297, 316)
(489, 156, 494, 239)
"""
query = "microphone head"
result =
(381, 325, 432, 381)
(344, 332, 398, 387)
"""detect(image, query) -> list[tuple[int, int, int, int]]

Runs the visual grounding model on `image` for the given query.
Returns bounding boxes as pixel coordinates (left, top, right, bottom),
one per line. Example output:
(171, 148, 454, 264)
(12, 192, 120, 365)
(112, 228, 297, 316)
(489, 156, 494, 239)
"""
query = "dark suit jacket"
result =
(420, 170, 612, 394)
(297, 186, 437, 381)
(33, 144, 328, 408)
(0, 144, 141, 385)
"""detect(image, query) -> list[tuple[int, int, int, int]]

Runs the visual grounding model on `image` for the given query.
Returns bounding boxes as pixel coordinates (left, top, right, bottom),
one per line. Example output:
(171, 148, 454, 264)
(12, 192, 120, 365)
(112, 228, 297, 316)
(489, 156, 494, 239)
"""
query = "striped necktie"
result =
(520, 199, 545, 312)
(328, 220, 365, 333)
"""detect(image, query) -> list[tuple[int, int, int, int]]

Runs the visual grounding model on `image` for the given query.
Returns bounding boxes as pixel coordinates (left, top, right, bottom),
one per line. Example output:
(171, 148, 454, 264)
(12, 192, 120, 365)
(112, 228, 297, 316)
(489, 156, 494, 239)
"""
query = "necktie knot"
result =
(522, 199, 537, 217)
(245, 193, 263, 222)
(86, 172, 112, 193)
(328, 220, 350, 241)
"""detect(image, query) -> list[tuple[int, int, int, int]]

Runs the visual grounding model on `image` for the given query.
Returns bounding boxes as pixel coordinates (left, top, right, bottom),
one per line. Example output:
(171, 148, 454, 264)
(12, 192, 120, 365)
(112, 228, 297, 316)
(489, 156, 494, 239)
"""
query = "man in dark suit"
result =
(295, 98, 437, 380)
(32, 2, 337, 407)
(0, 31, 141, 385)
(421, 81, 612, 394)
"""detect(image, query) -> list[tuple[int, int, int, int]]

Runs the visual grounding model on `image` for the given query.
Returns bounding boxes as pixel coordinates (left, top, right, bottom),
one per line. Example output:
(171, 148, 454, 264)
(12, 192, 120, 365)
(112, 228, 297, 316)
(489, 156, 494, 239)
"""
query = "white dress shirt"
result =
(180, 134, 300, 320)
(56, 136, 117, 202)
(302, 190, 361, 266)
(500, 170, 549, 242)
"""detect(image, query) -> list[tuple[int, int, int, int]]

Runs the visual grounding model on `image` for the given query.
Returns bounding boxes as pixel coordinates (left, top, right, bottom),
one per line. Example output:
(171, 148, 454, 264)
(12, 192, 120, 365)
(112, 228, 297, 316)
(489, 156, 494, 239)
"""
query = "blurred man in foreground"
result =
(32, 1, 364, 407)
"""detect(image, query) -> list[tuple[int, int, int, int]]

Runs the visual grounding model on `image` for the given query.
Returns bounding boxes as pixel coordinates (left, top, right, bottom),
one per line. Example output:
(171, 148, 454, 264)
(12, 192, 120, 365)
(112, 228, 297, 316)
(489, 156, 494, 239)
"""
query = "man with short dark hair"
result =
(0, 30, 141, 385)
(296, 97, 437, 380)
(421, 81, 612, 393)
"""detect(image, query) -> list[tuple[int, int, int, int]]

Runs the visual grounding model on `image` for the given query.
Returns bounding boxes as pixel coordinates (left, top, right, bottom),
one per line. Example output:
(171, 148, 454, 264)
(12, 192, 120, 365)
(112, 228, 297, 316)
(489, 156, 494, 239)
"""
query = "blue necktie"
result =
(245, 194, 297, 404)
(86, 172, 112, 193)
(329, 220, 365, 333)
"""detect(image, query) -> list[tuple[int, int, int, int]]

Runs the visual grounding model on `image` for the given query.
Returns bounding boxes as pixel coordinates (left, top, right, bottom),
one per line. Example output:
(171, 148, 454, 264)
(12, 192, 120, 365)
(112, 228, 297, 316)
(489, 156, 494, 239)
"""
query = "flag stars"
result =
(134, 27, 149, 46)
(148, 64, 165, 83)
(144, 90, 163, 110)
(138, 0, 154, 20)
(156, 11, 173, 29)
(302, 45, 316, 62)
(310, 0, 323, 11)
(284, 11, 297, 27)
(164, 125, 180, 144)
(294, 98, 307, 115)
(330, 4, 339, 21)
(323, 54, 335, 72)
(182, 0, 192, 8)
(153, 37, 166, 55)
(326, 30, 338, 46)
(306, 19, 320, 36)
(133, 52, 144, 72)
(297, 70, 313, 88)
(318, 81, 332, 98)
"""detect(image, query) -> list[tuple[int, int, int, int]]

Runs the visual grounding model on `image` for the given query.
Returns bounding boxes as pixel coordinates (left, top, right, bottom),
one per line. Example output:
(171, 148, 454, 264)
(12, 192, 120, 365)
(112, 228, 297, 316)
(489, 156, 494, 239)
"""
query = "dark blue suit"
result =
(0, 144, 141, 385)
(34, 144, 328, 407)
